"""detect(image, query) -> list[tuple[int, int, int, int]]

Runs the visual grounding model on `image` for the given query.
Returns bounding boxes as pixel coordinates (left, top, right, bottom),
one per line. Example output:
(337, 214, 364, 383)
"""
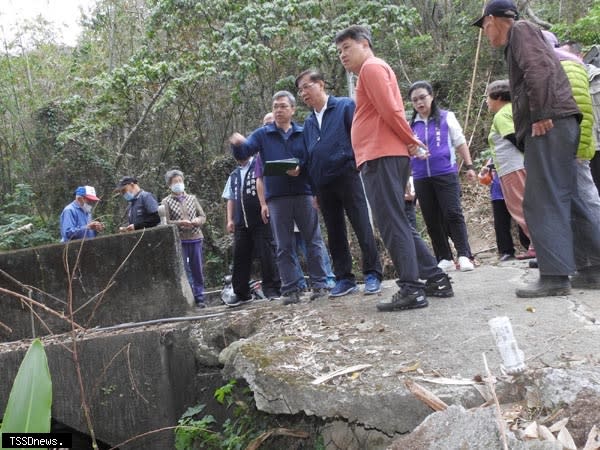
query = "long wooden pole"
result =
(460, 0, 488, 170)
(464, 15, 485, 133)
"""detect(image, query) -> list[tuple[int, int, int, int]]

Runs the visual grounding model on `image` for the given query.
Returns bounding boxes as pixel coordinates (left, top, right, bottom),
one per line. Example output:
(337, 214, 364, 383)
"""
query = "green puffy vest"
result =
(589, 65, 600, 153)
(561, 60, 595, 160)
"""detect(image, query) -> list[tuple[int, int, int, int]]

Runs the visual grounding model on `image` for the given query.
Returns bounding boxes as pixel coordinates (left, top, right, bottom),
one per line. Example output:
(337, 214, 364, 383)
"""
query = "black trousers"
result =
(317, 170, 382, 282)
(414, 172, 473, 261)
(491, 199, 533, 255)
(232, 222, 280, 298)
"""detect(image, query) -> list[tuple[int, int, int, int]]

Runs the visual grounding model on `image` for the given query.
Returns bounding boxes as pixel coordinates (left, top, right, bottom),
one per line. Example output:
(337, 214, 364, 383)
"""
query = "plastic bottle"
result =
(488, 316, 527, 374)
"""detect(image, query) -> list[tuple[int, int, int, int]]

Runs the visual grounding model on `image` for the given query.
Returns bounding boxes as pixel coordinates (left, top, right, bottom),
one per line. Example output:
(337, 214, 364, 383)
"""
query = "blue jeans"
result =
(292, 232, 334, 289)
(268, 195, 327, 294)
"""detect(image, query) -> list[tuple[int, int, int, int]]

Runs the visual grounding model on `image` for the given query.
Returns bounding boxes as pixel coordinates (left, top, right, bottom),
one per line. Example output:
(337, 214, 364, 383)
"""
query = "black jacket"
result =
(127, 190, 160, 230)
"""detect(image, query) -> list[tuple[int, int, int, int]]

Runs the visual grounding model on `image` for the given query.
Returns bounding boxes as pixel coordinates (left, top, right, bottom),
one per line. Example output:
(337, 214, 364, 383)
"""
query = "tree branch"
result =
(518, 0, 553, 29)
(113, 78, 171, 170)
(525, 6, 553, 29)
(0, 287, 84, 330)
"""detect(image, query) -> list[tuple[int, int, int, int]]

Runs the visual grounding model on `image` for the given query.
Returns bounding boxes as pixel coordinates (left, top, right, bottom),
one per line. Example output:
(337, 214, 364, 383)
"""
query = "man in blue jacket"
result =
(295, 70, 382, 297)
(60, 185, 104, 242)
(229, 91, 329, 305)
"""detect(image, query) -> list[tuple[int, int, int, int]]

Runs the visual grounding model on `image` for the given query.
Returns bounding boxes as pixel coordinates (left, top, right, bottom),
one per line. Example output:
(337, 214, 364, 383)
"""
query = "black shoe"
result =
(571, 266, 600, 289)
(376, 287, 428, 312)
(282, 290, 301, 305)
(223, 293, 249, 308)
(194, 301, 206, 309)
(263, 288, 281, 300)
(309, 287, 329, 301)
(515, 275, 571, 298)
(528, 259, 538, 268)
(499, 254, 515, 262)
(424, 273, 454, 298)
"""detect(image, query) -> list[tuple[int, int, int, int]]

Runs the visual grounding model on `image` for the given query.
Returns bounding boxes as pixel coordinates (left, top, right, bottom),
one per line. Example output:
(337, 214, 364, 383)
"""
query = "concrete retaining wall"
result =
(0, 326, 225, 449)
(0, 226, 193, 342)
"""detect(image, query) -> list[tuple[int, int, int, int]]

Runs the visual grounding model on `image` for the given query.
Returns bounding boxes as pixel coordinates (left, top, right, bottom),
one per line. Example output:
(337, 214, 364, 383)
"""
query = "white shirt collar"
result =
(314, 95, 329, 129)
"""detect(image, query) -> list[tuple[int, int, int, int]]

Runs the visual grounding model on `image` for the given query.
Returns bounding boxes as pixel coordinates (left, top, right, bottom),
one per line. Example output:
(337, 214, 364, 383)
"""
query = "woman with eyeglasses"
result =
(408, 81, 476, 272)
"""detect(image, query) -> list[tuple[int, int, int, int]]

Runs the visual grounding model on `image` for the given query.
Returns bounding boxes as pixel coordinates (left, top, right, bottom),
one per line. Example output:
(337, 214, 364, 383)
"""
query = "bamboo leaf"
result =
(0, 339, 52, 450)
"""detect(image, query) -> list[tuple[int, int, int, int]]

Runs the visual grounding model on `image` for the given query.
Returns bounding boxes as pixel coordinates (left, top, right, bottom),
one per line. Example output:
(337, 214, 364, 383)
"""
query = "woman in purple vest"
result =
(408, 81, 477, 272)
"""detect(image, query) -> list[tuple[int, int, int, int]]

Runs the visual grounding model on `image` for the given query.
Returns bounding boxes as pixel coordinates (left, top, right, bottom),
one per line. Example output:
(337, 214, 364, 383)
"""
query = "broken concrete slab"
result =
(215, 262, 600, 441)
(388, 405, 562, 450)
(555, 389, 600, 448)
(0, 261, 598, 449)
(0, 225, 193, 342)
(524, 368, 600, 408)
(320, 420, 392, 450)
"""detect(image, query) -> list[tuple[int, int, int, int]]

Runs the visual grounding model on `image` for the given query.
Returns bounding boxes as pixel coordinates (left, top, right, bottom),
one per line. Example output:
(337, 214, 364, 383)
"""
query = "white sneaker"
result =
(437, 259, 455, 272)
(458, 256, 474, 272)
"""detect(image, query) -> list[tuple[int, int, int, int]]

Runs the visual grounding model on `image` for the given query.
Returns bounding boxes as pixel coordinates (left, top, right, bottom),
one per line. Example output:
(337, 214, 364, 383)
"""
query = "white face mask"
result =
(171, 182, 185, 194)
(82, 203, 93, 214)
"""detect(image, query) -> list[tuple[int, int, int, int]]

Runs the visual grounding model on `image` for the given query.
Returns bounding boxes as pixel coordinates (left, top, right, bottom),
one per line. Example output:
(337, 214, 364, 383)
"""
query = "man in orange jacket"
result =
(334, 25, 454, 311)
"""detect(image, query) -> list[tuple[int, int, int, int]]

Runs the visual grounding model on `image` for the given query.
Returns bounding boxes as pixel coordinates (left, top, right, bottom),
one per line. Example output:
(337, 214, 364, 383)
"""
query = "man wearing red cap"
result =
(60, 185, 104, 242)
(474, 0, 600, 296)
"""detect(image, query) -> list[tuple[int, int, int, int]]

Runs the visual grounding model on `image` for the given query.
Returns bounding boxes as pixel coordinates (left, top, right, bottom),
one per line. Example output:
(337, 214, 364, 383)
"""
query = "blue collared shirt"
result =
(60, 201, 96, 242)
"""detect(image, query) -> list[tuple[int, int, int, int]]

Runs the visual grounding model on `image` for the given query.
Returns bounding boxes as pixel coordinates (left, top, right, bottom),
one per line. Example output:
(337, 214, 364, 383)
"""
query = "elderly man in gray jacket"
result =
(474, 0, 600, 297)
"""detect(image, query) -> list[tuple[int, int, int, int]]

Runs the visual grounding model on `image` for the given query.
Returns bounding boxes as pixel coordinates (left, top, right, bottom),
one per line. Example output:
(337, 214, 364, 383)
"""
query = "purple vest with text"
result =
(411, 110, 457, 180)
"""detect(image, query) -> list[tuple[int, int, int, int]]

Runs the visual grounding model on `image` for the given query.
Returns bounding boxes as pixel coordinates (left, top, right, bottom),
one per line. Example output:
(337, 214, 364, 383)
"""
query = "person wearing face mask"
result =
(161, 169, 207, 307)
(116, 176, 160, 232)
(60, 185, 104, 242)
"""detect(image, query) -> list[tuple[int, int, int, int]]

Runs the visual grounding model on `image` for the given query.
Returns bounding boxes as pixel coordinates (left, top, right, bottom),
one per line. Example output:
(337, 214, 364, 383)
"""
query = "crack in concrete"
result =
(253, 387, 294, 414)
(567, 297, 598, 326)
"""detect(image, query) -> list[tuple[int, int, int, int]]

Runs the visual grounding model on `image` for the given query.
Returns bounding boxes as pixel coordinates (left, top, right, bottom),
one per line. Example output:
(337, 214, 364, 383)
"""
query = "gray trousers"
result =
(575, 158, 600, 267)
(523, 117, 600, 275)
(268, 195, 327, 293)
(361, 156, 442, 288)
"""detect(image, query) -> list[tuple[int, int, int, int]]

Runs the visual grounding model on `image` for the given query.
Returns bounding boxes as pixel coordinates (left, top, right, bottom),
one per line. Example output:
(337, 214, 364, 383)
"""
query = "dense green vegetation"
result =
(1, 0, 598, 282)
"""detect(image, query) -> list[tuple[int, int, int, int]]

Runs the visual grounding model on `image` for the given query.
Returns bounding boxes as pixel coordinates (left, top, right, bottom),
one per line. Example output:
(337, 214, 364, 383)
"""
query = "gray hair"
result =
(165, 169, 184, 185)
(272, 90, 296, 108)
